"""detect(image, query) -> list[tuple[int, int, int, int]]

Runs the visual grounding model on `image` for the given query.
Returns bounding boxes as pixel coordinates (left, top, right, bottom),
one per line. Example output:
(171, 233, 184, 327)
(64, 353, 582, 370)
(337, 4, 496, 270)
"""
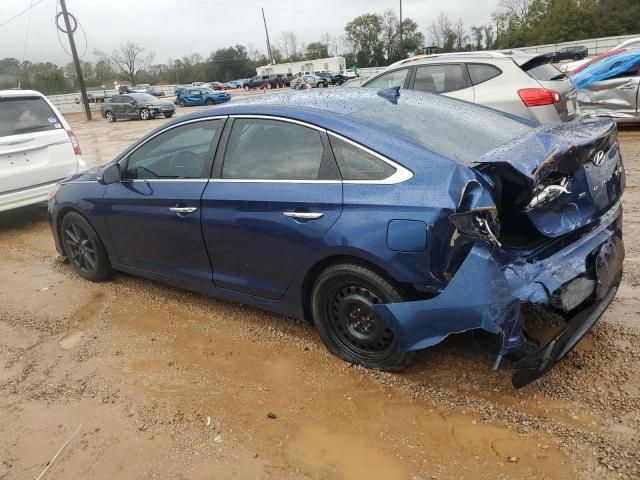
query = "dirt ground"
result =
(1, 105, 639, 480)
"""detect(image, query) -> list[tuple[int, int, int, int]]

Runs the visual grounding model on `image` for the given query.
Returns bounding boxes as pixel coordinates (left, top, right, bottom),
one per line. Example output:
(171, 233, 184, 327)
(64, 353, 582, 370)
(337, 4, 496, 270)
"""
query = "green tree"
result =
(345, 14, 385, 67)
(206, 45, 255, 82)
(305, 42, 329, 60)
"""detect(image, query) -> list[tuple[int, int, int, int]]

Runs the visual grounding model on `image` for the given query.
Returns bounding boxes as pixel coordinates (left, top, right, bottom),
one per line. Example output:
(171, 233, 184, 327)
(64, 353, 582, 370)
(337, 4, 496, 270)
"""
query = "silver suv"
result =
(361, 52, 577, 124)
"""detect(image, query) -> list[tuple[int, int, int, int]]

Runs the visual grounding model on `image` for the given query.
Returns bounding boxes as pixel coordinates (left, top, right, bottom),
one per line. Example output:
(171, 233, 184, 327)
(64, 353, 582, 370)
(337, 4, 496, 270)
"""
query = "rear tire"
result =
(60, 212, 112, 282)
(244, 85, 249, 91)
(311, 263, 415, 371)
(104, 110, 116, 122)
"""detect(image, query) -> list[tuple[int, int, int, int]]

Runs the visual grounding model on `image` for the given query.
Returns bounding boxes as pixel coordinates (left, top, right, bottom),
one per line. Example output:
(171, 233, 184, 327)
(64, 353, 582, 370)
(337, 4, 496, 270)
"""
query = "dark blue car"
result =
(176, 87, 231, 107)
(48, 89, 625, 387)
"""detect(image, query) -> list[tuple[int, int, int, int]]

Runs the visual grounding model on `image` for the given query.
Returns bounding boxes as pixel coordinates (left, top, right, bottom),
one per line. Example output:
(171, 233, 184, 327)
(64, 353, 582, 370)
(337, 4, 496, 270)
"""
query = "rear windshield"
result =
(349, 91, 533, 164)
(0, 96, 60, 138)
(522, 58, 565, 81)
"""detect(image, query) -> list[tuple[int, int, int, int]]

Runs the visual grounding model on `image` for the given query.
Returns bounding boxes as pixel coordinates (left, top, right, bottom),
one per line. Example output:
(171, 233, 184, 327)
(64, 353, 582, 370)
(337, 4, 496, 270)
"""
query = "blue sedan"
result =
(48, 88, 625, 387)
(176, 87, 230, 107)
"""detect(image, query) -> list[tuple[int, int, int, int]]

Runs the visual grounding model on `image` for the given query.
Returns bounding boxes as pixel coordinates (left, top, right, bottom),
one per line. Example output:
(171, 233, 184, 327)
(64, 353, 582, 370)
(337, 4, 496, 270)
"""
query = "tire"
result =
(267, 82, 273, 89)
(164, 113, 174, 118)
(139, 108, 151, 120)
(244, 85, 250, 91)
(573, 55, 581, 61)
(177, 99, 185, 107)
(60, 212, 112, 282)
(311, 263, 415, 371)
(204, 98, 214, 106)
(104, 110, 116, 122)
(322, 82, 328, 88)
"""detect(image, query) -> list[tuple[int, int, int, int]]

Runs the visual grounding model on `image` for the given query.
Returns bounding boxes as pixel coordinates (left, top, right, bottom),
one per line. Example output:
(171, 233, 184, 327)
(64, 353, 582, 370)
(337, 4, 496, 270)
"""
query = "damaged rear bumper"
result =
(373, 202, 624, 388)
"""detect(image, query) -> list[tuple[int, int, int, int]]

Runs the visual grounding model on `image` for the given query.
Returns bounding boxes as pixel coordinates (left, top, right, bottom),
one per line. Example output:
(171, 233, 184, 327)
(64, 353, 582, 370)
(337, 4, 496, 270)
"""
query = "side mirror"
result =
(99, 163, 121, 184)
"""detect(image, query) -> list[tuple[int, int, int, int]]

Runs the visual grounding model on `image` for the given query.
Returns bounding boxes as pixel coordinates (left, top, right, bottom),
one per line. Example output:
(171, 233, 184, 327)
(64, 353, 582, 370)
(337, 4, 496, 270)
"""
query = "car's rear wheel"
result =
(312, 263, 415, 370)
(104, 110, 115, 122)
(139, 108, 151, 120)
(60, 212, 111, 282)
(267, 83, 273, 89)
(573, 55, 581, 61)
(204, 98, 214, 106)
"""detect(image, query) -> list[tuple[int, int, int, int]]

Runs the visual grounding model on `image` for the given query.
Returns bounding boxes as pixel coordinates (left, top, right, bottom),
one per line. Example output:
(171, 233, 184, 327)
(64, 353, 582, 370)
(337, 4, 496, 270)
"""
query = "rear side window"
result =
(329, 137, 396, 181)
(365, 68, 409, 89)
(222, 119, 333, 180)
(468, 64, 502, 85)
(0, 97, 60, 137)
(413, 65, 467, 93)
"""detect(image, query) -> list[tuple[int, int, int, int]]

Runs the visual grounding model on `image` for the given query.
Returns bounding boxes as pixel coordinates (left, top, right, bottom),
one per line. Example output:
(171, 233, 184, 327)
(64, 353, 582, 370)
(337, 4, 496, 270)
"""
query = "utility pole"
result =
(261, 8, 274, 65)
(399, 0, 404, 58)
(58, 0, 91, 120)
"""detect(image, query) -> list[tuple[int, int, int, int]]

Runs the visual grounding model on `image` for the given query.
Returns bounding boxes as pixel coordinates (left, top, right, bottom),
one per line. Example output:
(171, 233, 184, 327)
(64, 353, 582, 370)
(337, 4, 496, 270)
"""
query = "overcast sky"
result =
(2, 0, 496, 65)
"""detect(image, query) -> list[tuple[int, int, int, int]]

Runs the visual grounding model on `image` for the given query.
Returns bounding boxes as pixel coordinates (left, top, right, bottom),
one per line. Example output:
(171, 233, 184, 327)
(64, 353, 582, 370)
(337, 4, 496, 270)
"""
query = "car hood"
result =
(62, 167, 100, 183)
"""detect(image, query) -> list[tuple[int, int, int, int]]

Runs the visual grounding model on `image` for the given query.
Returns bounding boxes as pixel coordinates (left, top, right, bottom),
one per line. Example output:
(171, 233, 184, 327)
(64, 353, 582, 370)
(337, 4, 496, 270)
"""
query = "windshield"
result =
(130, 93, 158, 102)
(0, 96, 60, 137)
(201, 88, 214, 94)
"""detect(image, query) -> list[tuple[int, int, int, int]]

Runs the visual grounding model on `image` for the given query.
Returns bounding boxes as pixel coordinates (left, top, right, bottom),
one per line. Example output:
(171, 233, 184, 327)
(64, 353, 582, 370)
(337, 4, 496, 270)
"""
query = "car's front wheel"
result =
(164, 113, 174, 118)
(60, 212, 112, 282)
(312, 263, 415, 371)
(204, 98, 214, 106)
(104, 110, 116, 122)
(139, 108, 151, 120)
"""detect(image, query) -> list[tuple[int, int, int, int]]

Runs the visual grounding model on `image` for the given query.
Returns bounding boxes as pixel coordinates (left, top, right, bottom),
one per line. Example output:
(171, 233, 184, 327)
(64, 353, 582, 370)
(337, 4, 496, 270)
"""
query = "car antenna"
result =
(377, 86, 401, 104)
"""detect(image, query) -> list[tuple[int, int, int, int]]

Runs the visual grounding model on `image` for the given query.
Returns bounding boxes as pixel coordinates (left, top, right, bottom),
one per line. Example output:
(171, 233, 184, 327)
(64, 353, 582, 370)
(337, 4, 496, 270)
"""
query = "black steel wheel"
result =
(60, 212, 111, 282)
(312, 263, 415, 370)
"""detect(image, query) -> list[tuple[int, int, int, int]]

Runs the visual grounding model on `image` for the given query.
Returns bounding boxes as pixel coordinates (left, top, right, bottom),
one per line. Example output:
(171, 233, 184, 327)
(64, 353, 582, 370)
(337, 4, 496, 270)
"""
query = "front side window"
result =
(0, 96, 60, 137)
(125, 120, 220, 179)
(413, 64, 466, 93)
(222, 119, 331, 180)
(329, 137, 396, 181)
(365, 69, 409, 89)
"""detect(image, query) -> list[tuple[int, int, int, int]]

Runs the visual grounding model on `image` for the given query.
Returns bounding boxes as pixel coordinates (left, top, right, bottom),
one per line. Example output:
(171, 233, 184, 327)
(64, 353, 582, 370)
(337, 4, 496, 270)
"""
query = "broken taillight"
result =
(525, 176, 570, 210)
(66, 130, 82, 155)
(449, 210, 502, 247)
(518, 88, 562, 107)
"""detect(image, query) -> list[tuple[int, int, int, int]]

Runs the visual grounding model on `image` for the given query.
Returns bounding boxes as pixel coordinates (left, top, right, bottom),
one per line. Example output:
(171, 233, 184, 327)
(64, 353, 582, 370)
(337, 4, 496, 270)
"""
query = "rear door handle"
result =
(283, 211, 324, 220)
(169, 206, 198, 214)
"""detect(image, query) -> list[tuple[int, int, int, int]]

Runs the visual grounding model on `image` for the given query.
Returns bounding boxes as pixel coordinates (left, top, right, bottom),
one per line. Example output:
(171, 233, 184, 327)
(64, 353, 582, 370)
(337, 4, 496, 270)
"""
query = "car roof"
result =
(386, 50, 547, 69)
(0, 89, 46, 98)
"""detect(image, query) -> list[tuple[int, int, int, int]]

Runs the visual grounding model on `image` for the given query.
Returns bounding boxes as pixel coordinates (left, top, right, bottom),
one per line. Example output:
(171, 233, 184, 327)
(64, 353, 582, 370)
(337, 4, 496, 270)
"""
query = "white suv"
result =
(0, 89, 86, 212)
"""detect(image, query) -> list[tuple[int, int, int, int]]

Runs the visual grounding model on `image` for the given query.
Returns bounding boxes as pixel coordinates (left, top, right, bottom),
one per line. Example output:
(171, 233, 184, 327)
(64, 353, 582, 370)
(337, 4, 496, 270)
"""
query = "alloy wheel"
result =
(63, 222, 97, 273)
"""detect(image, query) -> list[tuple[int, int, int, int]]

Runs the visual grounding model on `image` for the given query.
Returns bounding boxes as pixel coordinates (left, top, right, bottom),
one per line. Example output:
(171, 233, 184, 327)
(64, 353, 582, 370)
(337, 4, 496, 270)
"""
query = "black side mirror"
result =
(99, 163, 121, 184)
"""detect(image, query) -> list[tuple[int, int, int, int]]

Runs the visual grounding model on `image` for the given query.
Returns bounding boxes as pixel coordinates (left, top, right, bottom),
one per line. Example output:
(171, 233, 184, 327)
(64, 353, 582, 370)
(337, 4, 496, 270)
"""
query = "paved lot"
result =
(1, 104, 639, 479)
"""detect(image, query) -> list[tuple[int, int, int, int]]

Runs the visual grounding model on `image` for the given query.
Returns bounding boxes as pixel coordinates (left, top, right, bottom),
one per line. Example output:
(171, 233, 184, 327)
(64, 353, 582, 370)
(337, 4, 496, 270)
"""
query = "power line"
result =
(0, 0, 48, 30)
(177, 0, 364, 15)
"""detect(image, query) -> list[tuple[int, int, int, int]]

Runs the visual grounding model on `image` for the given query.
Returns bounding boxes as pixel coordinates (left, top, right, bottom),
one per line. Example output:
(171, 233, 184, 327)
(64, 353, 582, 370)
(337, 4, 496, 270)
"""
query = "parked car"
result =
(74, 92, 106, 104)
(209, 82, 227, 91)
(191, 82, 208, 87)
(561, 39, 640, 74)
(224, 81, 242, 89)
(131, 84, 150, 93)
(550, 46, 588, 62)
(174, 86, 187, 96)
(566, 48, 639, 77)
(360, 52, 577, 124)
(101, 93, 175, 122)
(147, 86, 165, 97)
(0, 89, 85, 212)
(244, 75, 271, 90)
(573, 49, 640, 123)
(276, 73, 294, 87)
(176, 87, 231, 106)
(315, 72, 337, 84)
(291, 74, 329, 89)
(48, 88, 624, 388)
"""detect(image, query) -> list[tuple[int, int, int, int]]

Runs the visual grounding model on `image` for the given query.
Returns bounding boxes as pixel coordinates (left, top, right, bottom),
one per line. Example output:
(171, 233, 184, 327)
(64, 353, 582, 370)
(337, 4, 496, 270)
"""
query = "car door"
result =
(102, 118, 224, 283)
(118, 95, 137, 118)
(201, 116, 343, 300)
(410, 64, 475, 102)
(579, 60, 640, 118)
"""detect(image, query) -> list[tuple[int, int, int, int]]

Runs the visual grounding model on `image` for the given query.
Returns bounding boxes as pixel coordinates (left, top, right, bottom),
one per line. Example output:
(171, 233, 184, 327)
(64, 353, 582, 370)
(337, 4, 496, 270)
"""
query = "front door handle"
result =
(169, 206, 198, 214)
(618, 82, 638, 90)
(283, 211, 324, 220)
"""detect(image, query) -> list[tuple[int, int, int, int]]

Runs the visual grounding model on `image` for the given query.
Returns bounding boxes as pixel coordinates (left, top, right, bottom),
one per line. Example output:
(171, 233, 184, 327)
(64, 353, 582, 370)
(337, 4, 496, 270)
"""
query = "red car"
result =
(209, 82, 226, 90)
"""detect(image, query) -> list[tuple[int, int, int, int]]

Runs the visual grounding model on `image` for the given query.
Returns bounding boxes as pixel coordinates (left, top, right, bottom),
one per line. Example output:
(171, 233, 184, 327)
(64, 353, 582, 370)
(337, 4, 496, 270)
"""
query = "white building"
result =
(256, 56, 346, 76)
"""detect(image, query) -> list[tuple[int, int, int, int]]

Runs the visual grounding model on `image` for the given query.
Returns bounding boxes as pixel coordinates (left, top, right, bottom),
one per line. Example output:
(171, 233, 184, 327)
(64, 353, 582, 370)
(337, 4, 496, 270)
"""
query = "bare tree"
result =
(95, 42, 154, 85)
(429, 13, 456, 52)
(320, 32, 339, 57)
(498, 0, 533, 26)
(277, 31, 299, 60)
(454, 19, 468, 51)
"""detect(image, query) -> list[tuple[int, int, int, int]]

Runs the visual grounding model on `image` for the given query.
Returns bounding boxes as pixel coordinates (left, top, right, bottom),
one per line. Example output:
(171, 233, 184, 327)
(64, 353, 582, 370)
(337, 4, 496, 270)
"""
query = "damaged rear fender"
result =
(373, 243, 525, 354)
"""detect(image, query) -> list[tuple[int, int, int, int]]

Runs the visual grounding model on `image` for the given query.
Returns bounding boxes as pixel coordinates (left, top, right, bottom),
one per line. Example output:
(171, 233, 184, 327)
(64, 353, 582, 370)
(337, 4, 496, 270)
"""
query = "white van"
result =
(0, 90, 86, 212)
